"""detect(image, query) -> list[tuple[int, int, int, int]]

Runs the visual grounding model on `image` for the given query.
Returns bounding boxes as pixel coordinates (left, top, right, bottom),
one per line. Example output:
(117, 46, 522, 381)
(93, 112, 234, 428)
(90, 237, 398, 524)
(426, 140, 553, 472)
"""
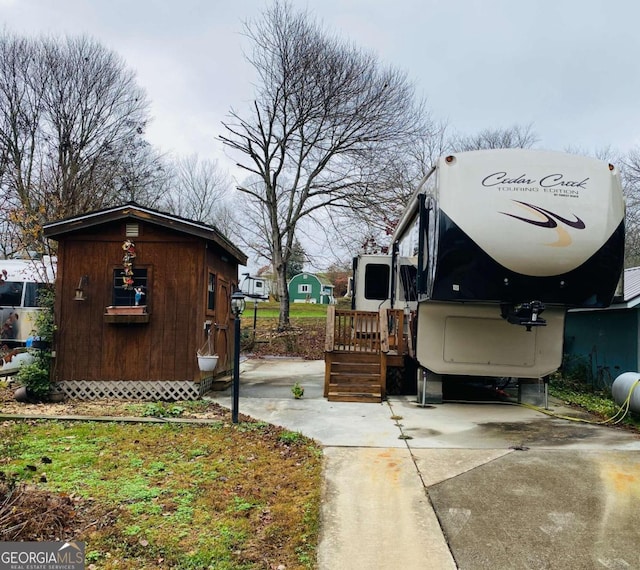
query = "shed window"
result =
(113, 268, 147, 306)
(207, 272, 216, 311)
(298, 284, 311, 294)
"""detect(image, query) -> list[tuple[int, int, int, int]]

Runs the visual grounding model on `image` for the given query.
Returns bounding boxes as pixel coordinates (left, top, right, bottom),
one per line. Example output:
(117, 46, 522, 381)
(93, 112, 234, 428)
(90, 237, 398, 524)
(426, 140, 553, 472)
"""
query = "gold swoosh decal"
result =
(510, 203, 574, 247)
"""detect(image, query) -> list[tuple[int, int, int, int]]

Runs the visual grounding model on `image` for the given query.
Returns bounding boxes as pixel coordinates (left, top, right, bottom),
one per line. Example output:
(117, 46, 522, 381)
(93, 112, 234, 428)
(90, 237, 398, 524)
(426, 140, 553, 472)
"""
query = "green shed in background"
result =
(288, 272, 335, 305)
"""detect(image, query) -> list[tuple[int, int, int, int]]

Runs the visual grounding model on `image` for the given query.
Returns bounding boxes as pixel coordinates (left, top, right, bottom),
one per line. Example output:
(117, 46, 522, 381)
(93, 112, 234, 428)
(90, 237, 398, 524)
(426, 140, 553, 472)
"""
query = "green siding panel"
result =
(564, 309, 639, 387)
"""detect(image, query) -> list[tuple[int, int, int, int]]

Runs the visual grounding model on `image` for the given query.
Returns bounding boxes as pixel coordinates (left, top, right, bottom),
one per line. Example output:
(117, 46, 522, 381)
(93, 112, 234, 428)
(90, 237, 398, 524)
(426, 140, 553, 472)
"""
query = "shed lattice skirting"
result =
(57, 379, 214, 401)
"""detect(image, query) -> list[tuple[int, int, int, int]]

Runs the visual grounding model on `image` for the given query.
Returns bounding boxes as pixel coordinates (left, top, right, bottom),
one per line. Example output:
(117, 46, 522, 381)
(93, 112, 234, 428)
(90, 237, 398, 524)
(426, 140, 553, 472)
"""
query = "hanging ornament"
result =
(121, 240, 137, 290)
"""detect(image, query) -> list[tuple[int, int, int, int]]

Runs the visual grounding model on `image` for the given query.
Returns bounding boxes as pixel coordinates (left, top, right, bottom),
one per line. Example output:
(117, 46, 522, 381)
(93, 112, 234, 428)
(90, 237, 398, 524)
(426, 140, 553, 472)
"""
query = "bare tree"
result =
(112, 140, 172, 209)
(162, 154, 233, 233)
(621, 148, 640, 266)
(221, 1, 426, 329)
(451, 123, 538, 152)
(0, 32, 153, 258)
(313, 118, 449, 265)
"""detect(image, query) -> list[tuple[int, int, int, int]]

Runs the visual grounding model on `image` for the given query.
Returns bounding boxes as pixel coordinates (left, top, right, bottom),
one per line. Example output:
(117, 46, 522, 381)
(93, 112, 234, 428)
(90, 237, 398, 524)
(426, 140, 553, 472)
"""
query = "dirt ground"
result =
(242, 317, 326, 360)
(0, 381, 232, 419)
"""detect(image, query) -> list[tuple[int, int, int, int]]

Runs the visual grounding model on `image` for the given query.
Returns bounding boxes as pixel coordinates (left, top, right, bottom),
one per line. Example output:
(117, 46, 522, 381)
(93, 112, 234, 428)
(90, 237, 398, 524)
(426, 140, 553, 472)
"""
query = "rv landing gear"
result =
(417, 368, 442, 405)
(500, 300, 546, 331)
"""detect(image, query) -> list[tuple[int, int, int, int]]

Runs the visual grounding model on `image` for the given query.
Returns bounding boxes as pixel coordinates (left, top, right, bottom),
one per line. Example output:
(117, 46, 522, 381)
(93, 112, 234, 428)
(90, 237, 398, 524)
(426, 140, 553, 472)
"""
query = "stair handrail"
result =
(326, 308, 381, 353)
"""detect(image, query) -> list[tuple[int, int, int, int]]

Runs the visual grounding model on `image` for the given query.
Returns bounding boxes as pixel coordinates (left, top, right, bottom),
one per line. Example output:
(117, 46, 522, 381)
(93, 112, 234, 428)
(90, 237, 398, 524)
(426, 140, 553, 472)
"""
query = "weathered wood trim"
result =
(325, 305, 336, 352)
(379, 308, 389, 353)
(380, 351, 387, 400)
(103, 314, 150, 324)
(324, 351, 333, 397)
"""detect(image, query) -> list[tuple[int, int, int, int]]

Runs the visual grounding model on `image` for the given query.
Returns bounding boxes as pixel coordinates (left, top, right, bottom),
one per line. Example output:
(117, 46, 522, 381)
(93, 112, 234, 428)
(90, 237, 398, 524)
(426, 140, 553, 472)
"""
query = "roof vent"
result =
(126, 223, 139, 237)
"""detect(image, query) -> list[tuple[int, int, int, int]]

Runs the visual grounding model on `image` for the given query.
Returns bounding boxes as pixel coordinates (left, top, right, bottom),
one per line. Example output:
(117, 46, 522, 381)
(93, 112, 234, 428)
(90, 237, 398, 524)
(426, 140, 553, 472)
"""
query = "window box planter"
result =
(104, 305, 149, 324)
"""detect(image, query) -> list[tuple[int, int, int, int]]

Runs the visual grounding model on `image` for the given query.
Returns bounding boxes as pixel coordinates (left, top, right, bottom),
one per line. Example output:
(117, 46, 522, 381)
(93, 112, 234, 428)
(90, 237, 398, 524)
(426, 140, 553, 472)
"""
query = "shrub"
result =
(17, 287, 55, 401)
(16, 359, 51, 400)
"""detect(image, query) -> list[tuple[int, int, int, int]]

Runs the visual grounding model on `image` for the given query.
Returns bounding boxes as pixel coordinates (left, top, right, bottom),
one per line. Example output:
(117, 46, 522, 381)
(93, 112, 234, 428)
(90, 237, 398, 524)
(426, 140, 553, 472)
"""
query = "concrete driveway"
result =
(208, 358, 640, 570)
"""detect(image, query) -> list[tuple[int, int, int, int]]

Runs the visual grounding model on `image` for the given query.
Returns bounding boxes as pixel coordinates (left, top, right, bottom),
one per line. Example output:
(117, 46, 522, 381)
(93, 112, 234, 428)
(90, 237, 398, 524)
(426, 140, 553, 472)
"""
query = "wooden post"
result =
(380, 351, 387, 400)
(379, 308, 389, 399)
(325, 305, 336, 352)
(324, 305, 336, 398)
(324, 352, 333, 398)
(379, 308, 389, 353)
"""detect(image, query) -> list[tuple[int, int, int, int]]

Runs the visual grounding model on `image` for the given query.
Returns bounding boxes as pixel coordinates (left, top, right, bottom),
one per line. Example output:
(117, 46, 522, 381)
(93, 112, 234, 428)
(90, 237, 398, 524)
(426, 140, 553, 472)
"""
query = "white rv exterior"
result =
(0, 258, 56, 346)
(239, 273, 270, 300)
(353, 149, 625, 385)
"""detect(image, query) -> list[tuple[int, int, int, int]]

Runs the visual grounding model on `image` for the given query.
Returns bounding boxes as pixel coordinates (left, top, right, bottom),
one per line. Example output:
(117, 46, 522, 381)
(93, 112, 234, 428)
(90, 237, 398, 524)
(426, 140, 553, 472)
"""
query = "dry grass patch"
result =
(242, 318, 326, 360)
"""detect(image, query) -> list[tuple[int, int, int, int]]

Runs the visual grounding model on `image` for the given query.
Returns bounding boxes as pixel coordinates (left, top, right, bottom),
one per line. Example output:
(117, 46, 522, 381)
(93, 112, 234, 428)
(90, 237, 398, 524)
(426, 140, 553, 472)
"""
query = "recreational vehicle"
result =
(0, 258, 56, 347)
(344, 149, 625, 402)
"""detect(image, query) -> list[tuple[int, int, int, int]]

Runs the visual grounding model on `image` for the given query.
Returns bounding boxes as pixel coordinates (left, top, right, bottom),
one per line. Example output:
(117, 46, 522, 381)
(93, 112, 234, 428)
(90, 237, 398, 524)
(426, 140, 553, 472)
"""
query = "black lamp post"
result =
(241, 273, 259, 340)
(230, 290, 246, 424)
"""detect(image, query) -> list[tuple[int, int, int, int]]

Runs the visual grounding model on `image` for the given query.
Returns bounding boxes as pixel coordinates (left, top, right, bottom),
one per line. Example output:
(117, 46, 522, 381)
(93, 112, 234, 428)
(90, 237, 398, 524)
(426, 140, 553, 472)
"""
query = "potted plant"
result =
(15, 358, 51, 402)
(196, 333, 218, 372)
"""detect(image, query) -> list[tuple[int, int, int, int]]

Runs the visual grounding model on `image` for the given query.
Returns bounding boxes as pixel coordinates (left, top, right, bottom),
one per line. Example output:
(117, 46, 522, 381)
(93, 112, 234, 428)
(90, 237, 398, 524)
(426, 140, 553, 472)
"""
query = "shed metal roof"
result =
(623, 266, 640, 303)
(43, 202, 247, 266)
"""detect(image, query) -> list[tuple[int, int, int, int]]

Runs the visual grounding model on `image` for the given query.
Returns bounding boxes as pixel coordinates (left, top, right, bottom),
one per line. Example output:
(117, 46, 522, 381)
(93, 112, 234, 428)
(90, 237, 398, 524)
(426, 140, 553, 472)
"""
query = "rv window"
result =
(399, 265, 417, 302)
(113, 268, 148, 306)
(24, 282, 47, 307)
(364, 264, 390, 300)
(0, 282, 23, 307)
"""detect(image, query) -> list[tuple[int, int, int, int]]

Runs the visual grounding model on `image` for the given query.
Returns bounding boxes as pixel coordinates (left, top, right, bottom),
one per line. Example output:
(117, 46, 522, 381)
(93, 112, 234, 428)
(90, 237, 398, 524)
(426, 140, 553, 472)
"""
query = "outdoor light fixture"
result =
(230, 290, 246, 423)
(231, 290, 246, 317)
(74, 275, 89, 301)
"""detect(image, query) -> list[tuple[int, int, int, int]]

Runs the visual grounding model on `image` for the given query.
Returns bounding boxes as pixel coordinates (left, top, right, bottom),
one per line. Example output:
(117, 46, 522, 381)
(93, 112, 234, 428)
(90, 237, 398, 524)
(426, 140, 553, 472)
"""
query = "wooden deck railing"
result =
(386, 309, 405, 355)
(325, 306, 407, 355)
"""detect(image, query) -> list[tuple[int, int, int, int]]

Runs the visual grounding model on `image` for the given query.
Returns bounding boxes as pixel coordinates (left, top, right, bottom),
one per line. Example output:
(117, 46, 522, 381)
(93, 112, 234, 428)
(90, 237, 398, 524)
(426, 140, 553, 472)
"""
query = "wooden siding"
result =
(52, 220, 239, 384)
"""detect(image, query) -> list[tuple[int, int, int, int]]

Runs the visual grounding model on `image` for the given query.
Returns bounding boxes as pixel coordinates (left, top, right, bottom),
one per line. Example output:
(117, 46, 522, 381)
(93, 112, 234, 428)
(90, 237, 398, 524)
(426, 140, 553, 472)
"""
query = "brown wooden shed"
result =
(43, 202, 247, 400)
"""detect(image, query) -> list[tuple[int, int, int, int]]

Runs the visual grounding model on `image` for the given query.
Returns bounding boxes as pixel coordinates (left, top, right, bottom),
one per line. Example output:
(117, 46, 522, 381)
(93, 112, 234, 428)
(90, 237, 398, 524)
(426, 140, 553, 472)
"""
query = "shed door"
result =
(215, 278, 231, 372)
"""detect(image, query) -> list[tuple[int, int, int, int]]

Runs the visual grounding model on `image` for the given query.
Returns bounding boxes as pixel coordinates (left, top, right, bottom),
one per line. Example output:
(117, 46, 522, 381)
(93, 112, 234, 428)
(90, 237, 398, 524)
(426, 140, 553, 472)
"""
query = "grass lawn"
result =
(241, 301, 330, 320)
(0, 409, 322, 570)
(0, 302, 332, 568)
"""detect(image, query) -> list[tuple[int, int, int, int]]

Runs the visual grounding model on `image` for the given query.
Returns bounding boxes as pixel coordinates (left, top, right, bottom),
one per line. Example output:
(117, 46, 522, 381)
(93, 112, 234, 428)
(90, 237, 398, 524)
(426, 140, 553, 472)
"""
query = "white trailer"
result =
(0, 258, 56, 346)
(352, 149, 625, 401)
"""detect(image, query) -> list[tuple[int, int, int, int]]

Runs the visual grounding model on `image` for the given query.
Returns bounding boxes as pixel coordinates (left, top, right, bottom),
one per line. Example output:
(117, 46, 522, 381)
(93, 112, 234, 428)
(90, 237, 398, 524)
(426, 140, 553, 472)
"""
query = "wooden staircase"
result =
(323, 307, 407, 403)
(325, 351, 386, 402)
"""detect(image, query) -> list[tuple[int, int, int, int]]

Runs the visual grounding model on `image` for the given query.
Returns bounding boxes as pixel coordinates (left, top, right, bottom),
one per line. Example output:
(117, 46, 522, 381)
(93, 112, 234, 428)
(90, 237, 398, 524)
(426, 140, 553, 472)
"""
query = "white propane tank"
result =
(611, 372, 640, 413)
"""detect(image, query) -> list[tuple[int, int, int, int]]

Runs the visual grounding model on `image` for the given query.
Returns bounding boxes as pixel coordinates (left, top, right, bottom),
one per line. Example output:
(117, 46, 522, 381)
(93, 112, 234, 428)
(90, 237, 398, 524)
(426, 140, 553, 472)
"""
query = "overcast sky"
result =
(3, 0, 639, 182)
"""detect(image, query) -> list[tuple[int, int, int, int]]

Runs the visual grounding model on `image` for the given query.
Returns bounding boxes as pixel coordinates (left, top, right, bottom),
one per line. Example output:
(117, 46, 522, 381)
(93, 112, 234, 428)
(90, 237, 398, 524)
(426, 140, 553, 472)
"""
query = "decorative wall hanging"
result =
(121, 239, 136, 290)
